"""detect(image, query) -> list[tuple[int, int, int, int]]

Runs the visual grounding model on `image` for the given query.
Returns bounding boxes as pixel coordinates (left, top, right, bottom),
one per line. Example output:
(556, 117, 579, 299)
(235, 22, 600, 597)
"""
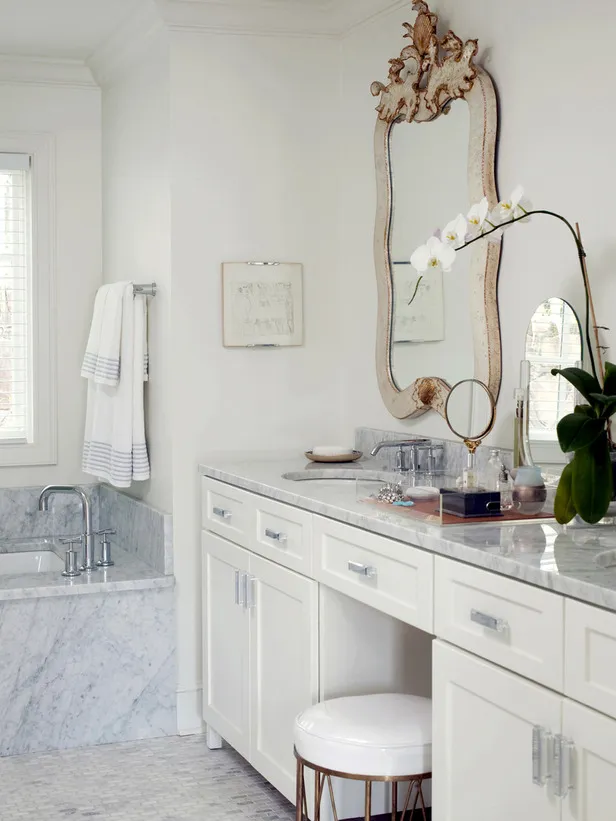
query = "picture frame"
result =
(222, 262, 303, 348)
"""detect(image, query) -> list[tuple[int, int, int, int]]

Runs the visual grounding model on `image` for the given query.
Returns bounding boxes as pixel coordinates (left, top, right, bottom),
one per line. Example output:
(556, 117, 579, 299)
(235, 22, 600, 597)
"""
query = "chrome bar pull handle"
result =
(213, 507, 231, 521)
(470, 608, 509, 634)
(234, 570, 241, 606)
(347, 560, 377, 579)
(532, 726, 552, 787)
(554, 736, 575, 799)
(265, 528, 287, 544)
(245, 575, 256, 609)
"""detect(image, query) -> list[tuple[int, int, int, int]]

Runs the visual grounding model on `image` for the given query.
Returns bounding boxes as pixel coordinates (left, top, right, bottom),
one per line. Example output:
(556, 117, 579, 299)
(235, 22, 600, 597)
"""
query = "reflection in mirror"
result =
(389, 102, 472, 392)
(525, 298, 582, 451)
(445, 379, 495, 443)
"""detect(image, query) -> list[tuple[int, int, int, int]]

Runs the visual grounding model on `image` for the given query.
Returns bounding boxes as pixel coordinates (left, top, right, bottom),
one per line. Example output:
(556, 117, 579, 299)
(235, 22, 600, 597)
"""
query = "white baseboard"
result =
(177, 686, 205, 736)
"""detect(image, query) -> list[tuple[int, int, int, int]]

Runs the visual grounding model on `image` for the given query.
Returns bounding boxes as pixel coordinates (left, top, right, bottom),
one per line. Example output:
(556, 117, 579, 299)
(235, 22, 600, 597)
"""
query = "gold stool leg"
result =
(364, 781, 372, 821)
(391, 781, 398, 821)
(417, 777, 428, 821)
(295, 758, 304, 821)
(315, 771, 324, 821)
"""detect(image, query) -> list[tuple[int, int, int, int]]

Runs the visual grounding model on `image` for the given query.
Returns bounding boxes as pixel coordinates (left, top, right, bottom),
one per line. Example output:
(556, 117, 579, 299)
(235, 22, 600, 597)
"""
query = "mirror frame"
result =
(372, 2, 502, 419)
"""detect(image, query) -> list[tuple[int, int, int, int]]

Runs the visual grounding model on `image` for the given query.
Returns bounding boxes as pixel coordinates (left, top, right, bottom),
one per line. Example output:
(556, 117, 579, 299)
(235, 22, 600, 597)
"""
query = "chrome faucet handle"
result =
(60, 535, 83, 545)
(60, 537, 82, 578)
(96, 530, 115, 568)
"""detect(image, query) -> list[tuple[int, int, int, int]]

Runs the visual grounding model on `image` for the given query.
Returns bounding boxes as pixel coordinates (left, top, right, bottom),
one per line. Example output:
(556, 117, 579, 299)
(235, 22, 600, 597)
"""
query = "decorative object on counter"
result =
(372, 1, 501, 421)
(222, 261, 303, 348)
(376, 483, 406, 504)
(552, 362, 616, 524)
(440, 488, 502, 519)
(485, 449, 504, 491)
(512, 465, 547, 516)
(444, 378, 496, 489)
(305, 448, 362, 463)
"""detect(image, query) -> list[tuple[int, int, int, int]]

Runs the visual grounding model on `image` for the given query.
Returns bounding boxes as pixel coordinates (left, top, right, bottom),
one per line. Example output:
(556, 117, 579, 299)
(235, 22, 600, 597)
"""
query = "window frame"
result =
(0, 132, 56, 467)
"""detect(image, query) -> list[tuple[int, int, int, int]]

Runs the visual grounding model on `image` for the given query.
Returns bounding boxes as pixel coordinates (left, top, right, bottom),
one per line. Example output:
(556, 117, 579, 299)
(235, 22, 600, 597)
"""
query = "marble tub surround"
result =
(100, 484, 173, 574)
(355, 426, 514, 478)
(200, 453, 616, 611)
(0, 484, 100, 540)
(0, 586, 176, 756)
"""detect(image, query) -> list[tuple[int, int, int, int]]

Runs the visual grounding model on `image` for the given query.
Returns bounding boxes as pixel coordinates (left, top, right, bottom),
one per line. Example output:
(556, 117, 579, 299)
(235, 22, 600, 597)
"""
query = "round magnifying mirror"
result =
(445, 379, 496, 451)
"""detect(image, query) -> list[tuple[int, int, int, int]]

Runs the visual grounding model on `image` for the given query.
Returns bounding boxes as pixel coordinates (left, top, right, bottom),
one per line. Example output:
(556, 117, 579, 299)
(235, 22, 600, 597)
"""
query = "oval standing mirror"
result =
(524, 297, 583, 463)
(445, 378, 495, 446)
(372, 2, 501, 419)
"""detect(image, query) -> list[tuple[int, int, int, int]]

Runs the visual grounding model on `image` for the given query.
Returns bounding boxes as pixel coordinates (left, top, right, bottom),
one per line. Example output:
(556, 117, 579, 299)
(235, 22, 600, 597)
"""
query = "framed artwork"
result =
(222, 262, 303, 347)
(392, 264, 444, 343)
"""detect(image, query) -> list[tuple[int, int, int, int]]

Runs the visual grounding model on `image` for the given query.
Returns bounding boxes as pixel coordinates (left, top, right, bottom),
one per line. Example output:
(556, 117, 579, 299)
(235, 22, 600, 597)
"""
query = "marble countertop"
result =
(200, 453, 616, 612)
(0, 538, 173, 601)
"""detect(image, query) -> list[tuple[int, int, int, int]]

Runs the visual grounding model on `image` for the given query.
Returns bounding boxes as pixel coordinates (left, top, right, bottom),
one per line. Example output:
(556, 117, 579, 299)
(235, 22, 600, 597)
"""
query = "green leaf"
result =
(551, 367, 603, 405)
(589, 394, 616, 404)
(556, 413, 605, 452)
(554, 461, 577, 524)
(603, 362, 616, 396)
(588, 395, 616, 419)
(574, 404, 596, 417)
(571, 433, 614, 524)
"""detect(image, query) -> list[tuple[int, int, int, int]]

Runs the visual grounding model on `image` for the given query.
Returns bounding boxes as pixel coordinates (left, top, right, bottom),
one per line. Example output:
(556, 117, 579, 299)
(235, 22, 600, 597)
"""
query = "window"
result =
(0, 153, 31, 442)
(525, 297, 582, 445)
(0, 134, 55, 467)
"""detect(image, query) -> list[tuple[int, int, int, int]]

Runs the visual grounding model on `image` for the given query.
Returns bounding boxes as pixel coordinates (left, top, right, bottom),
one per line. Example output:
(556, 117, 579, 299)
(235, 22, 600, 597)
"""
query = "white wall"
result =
(338, 0, 616, 447)
(101, 31, 172, 513)
(0, 82, 102, 487)
(169, 30, 342, 729)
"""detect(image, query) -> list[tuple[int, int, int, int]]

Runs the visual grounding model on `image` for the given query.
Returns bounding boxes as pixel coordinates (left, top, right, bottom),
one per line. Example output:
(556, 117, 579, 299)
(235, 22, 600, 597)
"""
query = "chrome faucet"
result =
(38, 485, 96, 572)
(370, 438, 431, 472)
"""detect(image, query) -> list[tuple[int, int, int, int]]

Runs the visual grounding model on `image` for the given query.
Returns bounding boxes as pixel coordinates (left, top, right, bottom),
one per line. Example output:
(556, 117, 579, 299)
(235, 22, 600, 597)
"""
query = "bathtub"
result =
(0, 549, 64, 575)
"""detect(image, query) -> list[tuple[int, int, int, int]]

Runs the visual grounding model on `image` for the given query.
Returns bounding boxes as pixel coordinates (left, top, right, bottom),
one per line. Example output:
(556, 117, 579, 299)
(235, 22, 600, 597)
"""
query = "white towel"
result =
(82, 284, 150, 487)
(81, 283, 125, 385)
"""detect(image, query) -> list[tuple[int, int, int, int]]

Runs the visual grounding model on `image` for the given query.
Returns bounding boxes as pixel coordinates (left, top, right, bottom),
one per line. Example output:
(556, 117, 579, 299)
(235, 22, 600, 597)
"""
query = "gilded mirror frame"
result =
(372, 1, 502, 419)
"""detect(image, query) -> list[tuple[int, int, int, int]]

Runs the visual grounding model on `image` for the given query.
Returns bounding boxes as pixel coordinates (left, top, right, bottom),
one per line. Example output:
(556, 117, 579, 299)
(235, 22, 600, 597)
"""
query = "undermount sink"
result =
(282, 469, 397, 483)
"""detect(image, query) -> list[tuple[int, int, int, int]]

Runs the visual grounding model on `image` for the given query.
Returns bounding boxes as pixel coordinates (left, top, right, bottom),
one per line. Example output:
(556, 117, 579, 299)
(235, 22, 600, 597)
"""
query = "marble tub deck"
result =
(200, 453, 616, 612)
(0, 537, 173, 601)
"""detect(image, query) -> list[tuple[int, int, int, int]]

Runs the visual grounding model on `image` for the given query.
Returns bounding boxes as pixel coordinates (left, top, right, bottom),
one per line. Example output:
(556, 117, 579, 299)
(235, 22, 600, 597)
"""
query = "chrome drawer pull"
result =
(244, 574, 256, 610)
(234, 570, 241, 606)
(347, 560, 377, 579)
(213, 506, 232, 521)
(532, 726, 553, 787)
(554, 735, 575, 799)
(470, 608, 508, 633)
(265, 528, 287, 544)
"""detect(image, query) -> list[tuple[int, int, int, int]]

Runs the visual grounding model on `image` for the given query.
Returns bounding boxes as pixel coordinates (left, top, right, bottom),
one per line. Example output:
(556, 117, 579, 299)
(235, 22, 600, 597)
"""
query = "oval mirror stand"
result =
(372, 1, 502, 419)
(444, 378, 496, 488)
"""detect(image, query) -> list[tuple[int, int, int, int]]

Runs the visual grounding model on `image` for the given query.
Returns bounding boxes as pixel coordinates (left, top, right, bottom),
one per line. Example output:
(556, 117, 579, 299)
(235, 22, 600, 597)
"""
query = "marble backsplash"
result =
(0, 484, 172, 575)
(355, 426, 514, 480)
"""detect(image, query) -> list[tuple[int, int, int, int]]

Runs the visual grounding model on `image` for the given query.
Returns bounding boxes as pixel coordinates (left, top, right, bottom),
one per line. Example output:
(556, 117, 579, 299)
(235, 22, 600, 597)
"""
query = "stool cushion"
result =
(294, 694, 432, 778)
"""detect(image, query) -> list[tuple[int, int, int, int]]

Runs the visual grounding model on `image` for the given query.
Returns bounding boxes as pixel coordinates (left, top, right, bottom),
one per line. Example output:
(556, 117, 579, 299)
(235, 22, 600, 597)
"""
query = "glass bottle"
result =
(485, 449, 502, 491)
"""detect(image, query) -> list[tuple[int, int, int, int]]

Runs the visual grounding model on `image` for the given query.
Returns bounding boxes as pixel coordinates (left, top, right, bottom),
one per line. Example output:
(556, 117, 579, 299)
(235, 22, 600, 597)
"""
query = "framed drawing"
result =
(392, 264, 444, 343)
(222, 262, 303, 347)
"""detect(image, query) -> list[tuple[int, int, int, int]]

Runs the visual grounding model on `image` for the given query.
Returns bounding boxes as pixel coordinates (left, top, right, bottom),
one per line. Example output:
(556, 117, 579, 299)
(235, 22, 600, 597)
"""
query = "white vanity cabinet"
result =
(202, 530, 318, 801)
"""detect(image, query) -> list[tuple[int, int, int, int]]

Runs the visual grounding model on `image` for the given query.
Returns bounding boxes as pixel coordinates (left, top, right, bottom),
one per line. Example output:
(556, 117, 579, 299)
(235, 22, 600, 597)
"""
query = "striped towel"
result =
(82, 284, 150, 487)
(81, 283, 125, 385)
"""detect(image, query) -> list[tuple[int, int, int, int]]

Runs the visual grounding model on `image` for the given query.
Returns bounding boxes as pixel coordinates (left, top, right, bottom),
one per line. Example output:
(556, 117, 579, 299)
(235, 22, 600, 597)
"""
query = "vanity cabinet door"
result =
(561, 699, 616, 821)
(202, 531, 251, 759)
(433, 640, 561, 821)
(249, 553, 319, 803)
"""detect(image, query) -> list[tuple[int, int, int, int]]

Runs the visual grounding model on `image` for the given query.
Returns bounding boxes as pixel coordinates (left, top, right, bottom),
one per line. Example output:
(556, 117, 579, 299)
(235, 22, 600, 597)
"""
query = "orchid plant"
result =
(409, 187, 612, 524)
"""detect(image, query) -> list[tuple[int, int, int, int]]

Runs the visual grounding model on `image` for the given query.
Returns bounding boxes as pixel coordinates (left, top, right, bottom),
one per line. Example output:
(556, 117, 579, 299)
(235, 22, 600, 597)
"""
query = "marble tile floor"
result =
(0, 735, 294, 821)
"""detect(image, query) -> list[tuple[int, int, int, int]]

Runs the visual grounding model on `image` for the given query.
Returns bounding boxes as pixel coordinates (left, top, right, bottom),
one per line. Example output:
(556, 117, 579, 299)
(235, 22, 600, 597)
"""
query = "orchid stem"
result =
(408, 275, 423, 306)
(459, 210, 599, 383)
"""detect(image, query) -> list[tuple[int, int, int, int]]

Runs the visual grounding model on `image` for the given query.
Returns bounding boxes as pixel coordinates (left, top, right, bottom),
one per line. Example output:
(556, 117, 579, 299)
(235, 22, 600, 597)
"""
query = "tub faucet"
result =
(38, 485, 96, 572)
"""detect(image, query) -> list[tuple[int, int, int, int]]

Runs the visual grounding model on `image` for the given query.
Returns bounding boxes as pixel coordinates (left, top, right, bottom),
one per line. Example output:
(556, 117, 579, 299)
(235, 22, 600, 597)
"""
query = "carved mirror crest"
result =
(371, 1, 501, 419)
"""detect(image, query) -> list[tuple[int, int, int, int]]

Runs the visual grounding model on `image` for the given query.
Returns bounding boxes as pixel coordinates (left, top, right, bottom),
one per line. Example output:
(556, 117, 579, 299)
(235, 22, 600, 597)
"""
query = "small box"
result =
(440, 488, 502, 518)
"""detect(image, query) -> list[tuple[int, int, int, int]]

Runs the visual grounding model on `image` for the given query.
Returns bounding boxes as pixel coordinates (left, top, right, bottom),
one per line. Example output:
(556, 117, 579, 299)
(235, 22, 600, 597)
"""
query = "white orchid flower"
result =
(496, 184, 528, 221)
(467, 197, 489, 231)
(410, 235, 457, 274)
(442, 214, 467, 246)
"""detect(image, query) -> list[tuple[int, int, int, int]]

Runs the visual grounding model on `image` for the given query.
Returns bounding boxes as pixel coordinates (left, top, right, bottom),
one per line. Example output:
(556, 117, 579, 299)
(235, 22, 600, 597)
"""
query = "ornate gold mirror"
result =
(371, 1, 502, 419)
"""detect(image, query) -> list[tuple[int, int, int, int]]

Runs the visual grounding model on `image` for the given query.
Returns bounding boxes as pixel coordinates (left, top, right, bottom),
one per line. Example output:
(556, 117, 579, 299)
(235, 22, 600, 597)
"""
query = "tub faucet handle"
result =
(60, 538, 82, 578)
(96, 529, 115, 568)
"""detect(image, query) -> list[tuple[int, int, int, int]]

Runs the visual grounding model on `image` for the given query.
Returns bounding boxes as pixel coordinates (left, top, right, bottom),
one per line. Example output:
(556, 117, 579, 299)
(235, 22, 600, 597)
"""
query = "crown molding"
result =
(0, 55, 97, 88)
(88, 0, 166, 88)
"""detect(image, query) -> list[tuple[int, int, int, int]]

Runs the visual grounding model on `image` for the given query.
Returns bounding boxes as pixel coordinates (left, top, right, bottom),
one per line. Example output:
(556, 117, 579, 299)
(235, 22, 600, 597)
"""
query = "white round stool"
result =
(294, 693, 432, 821)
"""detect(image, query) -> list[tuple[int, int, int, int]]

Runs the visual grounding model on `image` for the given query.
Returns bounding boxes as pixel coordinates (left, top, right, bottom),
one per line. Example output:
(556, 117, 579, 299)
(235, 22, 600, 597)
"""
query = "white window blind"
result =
(525, 298, 582, 442)
(0, 152, 31, 443)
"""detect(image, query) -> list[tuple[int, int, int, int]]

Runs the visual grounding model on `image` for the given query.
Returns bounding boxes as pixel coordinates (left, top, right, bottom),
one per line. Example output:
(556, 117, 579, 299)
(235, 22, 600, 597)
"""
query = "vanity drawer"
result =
(565, 599, 616, 719)
(251, 496, 313, 575)
(434, 557, 564, 690)
(313, 516, 433, 632)
(202, 478, 254, 547)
